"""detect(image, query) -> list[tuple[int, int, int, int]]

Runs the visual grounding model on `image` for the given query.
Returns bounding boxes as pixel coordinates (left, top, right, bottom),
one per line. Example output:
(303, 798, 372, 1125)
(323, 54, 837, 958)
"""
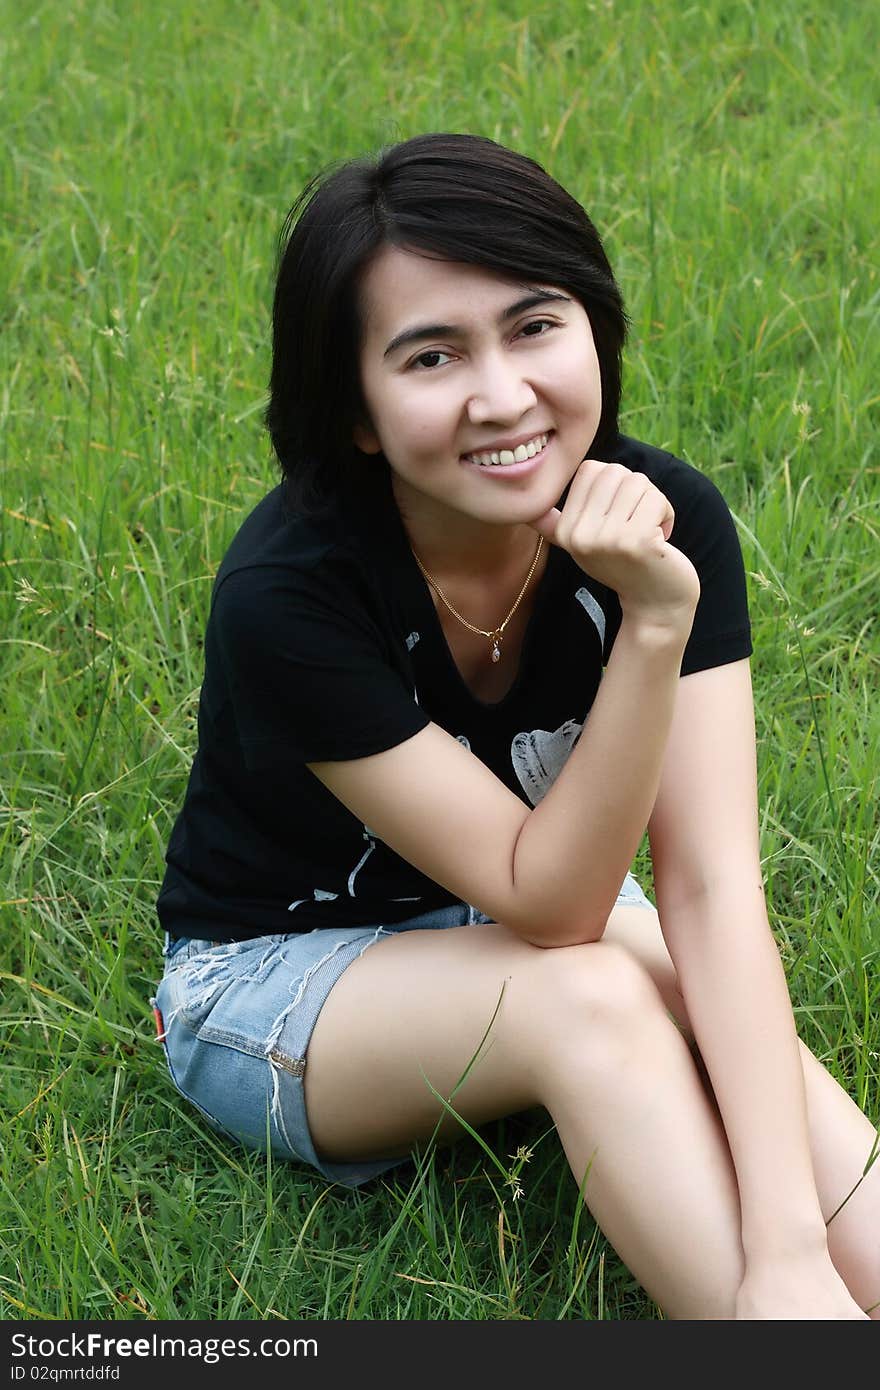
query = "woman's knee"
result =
(601, 904, 692, 1038)
(528, 937, 672, 1056)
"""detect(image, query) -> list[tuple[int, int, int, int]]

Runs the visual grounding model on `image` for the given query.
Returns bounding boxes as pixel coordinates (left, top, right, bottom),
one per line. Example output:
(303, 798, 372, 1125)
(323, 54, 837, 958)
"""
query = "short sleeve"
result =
(208, 558, 430, 768)
(602, 457, 753, 677)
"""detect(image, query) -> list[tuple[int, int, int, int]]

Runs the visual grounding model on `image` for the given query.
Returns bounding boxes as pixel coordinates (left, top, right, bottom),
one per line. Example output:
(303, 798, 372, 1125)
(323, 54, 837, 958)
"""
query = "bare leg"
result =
(305, 919, 746, 1318)
(796, 1044, 880, 1316)
(602, 905, 880, 1316)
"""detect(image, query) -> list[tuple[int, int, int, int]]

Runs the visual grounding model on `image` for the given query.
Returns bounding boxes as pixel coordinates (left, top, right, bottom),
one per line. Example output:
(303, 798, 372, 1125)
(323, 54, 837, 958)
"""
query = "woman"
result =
(152, 133, 878, 1319)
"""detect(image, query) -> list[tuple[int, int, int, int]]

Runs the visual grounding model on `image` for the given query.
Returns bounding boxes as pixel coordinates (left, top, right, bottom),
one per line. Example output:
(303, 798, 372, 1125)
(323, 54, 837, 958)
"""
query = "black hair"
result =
(266, 132, 627, 513)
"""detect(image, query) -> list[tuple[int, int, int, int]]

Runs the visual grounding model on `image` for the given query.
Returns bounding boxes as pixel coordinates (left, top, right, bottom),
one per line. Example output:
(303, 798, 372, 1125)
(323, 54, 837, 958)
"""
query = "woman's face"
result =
(353, 246, 603, 531)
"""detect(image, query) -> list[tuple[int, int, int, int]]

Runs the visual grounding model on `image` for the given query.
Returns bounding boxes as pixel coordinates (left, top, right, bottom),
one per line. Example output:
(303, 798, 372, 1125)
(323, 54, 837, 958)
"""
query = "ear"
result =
(353, 418, 382, 454)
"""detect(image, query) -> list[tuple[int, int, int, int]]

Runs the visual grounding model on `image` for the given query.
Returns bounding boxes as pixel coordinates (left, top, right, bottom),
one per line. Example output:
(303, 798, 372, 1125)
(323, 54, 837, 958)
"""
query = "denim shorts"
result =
(151, 872, 654, 1189)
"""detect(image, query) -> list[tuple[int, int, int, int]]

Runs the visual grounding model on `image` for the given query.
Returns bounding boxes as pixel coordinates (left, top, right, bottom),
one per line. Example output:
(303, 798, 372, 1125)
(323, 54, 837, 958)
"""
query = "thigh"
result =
(304, 911, 675, 1165)
(304, 920, 552, 1162)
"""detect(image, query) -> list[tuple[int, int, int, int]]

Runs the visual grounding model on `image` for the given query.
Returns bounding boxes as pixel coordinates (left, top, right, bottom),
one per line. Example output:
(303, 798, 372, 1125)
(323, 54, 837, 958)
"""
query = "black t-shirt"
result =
(157, 435, 753, 940)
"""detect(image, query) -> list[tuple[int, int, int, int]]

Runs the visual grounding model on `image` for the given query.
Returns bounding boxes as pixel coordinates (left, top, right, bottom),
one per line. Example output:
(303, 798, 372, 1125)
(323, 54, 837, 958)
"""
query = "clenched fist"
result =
(530, 459, 701, 629)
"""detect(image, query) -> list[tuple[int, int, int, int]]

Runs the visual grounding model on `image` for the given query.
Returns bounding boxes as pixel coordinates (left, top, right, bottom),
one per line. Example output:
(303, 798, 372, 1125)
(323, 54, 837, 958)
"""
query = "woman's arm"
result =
(309, 611, 690, 945)
(647, 657, 829, 1263)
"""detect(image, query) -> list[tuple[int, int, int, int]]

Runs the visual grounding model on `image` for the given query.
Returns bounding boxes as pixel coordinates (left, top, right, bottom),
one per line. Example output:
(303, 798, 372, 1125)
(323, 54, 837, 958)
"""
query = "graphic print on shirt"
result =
(573, 586, 606, 647)
(287, 887, 339, 912)
(511, 718, 583, 805)
(510, 585, 605, 805)
(288, 822, 427, 909)
(347, 823, 379, 895)
(407, 634, 422, 708)
(284, 822, 375, 911)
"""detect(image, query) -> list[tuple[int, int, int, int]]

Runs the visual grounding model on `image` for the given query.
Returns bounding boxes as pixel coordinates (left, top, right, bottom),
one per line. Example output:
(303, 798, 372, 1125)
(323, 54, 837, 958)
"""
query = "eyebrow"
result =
(382, 289, 573, 359)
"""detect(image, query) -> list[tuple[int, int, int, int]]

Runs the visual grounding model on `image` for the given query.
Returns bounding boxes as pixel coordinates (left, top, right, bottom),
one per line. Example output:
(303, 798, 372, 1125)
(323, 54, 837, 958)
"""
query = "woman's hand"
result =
(530, 459, 701, 630)
(735, 1250, 870, 1320)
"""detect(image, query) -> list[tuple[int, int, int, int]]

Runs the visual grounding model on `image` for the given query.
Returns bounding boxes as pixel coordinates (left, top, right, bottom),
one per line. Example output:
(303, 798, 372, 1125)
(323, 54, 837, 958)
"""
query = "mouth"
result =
(461, 430, 554, 477)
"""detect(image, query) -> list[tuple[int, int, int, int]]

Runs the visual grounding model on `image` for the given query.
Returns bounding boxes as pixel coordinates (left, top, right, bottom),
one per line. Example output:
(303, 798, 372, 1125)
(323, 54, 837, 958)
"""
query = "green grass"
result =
(2, 0, 878, 1320)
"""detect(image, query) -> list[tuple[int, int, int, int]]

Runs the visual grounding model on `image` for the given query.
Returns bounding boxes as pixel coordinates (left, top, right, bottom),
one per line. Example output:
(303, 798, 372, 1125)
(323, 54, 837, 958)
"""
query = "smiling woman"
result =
(351, 247, 602, 574)
(151, 133, 880, 1321)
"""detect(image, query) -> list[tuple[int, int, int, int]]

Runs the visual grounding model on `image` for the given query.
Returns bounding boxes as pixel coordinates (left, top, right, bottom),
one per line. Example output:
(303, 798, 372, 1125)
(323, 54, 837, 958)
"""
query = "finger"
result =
(528, 458, 608, 544)
(553, 459, 623, 547)
(606, 474, 675, 540)
(575, 460, 632, 517)
(633, 489, 675, 541)
(528, 506, 562, 542)
(625, 488, 675, 542)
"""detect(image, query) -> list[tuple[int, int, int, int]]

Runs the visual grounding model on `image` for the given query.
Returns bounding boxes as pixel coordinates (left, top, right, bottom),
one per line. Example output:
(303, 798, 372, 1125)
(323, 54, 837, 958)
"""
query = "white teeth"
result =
(467, 432, 549, 467)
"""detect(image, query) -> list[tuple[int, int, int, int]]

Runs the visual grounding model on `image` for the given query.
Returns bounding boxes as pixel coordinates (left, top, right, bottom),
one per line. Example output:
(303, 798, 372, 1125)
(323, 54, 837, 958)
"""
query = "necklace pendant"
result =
(491, 636, 502, 663)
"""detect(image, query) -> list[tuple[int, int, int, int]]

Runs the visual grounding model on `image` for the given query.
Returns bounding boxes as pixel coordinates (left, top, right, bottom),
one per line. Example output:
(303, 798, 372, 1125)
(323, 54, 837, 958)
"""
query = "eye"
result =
(408, 349, 454, 372)
(518, 318, 556, 339)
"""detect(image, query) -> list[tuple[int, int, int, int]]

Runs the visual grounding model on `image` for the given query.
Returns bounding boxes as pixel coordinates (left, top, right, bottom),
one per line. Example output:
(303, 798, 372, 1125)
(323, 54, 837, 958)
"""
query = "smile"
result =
(462, 431, 551, 467)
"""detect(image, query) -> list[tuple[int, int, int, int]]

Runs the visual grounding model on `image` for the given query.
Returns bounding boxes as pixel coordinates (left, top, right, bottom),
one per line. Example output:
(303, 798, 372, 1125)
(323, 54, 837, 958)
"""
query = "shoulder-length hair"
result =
(266, 132, 626, 514)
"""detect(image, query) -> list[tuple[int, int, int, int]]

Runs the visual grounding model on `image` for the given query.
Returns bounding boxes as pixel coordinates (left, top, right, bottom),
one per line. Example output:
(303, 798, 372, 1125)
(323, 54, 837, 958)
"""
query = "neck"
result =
(391, 474, 539, 585)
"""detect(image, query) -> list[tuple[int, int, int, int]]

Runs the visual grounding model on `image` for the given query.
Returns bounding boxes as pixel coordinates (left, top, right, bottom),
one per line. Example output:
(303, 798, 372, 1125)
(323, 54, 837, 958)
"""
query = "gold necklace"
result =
(411, 534, 545, 664)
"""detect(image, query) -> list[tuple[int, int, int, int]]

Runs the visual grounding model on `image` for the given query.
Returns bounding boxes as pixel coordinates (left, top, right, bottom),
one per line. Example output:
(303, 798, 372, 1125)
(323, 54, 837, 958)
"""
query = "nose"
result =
(465, 350, 538, 426)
